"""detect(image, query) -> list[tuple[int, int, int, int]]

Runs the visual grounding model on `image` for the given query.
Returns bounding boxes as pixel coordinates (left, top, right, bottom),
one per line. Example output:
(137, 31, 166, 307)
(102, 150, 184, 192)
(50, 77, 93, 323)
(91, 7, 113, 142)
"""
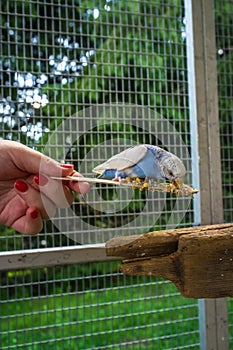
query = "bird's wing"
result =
(93, 145, 148, 173)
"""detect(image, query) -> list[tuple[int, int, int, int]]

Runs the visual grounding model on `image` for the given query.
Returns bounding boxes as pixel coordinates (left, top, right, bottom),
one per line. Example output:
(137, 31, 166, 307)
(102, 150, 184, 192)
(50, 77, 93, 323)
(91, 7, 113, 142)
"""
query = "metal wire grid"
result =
(0, 264, 199, 349)
(215, 0, 233, 347)
(0, 0, 194, 250)
(215, 0, 233, 224)
(0, 0, 200, 349)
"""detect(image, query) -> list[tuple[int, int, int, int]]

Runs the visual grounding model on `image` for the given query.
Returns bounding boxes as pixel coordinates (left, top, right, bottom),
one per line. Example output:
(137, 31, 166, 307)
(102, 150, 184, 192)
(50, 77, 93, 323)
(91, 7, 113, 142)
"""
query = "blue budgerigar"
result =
(93, 144, 186, 186)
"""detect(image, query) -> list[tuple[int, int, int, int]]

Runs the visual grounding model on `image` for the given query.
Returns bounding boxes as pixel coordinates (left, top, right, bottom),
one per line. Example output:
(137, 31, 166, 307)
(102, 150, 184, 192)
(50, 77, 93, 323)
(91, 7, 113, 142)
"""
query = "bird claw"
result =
(112, 176, 124, 182)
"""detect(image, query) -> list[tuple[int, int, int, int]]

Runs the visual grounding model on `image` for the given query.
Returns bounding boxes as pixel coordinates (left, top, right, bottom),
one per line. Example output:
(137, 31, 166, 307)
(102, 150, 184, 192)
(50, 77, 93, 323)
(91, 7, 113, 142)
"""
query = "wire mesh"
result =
(0, 0, 202, 348)
(0, 264, 199, 349)
(215, 0, 233, 347)
(215, 0, 233, 224)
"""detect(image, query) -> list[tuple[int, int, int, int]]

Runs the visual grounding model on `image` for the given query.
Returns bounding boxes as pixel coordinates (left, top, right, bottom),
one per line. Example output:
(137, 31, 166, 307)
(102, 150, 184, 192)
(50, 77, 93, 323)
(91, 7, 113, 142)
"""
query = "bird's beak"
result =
(172, 179, 183, 189)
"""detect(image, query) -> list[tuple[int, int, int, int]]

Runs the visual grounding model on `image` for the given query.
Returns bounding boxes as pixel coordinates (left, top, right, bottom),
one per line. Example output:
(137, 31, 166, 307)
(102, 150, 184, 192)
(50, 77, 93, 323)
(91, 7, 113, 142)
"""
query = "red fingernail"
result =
(30, 209, 39, 219)
(14, 180, 28, 193)
(34, 174, 48, 186)
(60, 163, 74, 169)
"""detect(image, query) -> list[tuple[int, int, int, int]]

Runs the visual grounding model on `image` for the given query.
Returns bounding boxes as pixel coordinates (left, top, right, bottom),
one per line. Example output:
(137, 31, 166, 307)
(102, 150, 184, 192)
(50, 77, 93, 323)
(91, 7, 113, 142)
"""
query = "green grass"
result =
(1, 282, 200, 350)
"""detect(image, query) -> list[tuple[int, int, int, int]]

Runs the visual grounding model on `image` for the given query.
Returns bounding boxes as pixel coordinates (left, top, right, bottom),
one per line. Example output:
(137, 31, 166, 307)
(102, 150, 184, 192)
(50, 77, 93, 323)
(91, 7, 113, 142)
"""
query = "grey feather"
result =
(93, 145, 148, 173)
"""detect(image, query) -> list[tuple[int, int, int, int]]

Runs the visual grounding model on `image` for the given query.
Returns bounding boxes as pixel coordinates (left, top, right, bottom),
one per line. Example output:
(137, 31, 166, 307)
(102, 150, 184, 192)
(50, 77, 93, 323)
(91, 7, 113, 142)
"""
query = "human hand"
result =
(0, 140, 90, 234)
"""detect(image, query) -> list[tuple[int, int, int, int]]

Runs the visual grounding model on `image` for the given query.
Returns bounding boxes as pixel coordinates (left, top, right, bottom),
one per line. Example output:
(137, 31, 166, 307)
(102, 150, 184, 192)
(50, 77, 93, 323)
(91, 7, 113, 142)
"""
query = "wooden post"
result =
(186, 0, 228, 349)
(106, 223, 233, 298)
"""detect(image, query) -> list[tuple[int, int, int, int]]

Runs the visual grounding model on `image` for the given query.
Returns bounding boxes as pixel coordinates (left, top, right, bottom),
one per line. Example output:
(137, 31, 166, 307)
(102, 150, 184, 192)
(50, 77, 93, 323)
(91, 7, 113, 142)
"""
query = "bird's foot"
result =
(112, 176, 124, 182)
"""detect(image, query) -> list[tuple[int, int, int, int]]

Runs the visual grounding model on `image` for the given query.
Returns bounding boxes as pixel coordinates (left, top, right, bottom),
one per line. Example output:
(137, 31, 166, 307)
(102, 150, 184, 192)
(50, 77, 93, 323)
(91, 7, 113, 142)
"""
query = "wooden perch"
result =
(106, 223, 233, 298)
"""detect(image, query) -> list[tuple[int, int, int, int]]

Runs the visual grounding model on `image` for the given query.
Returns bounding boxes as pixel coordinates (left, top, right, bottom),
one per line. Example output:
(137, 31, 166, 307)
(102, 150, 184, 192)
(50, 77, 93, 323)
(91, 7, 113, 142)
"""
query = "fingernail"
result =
(30, 209, 39, 219)
(34, 174, 48, 186)
(14, 180, 28, 193)
(60, 163, 74, 169)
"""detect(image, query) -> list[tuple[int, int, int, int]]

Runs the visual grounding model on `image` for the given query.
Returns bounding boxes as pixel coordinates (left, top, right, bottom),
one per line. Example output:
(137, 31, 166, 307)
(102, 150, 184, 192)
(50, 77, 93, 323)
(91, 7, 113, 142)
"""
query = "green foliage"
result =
(54, 0, 188, 121)
(1, 0, 193, 249)
(0, 0, 188, 141)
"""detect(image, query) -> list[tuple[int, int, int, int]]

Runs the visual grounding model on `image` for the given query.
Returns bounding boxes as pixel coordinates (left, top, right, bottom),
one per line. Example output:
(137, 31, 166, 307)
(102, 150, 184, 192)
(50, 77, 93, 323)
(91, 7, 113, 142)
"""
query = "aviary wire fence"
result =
(216, 0, 233, 345)
(0, 0, 232, 349)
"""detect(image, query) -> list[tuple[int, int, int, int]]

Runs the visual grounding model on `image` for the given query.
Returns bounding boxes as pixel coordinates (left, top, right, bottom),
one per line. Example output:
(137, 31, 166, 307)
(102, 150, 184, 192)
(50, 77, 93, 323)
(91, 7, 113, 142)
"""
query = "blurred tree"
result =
(0, 0, 232, 245)
(0, 0, 187, 144)
(0, 0, 189, 248)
